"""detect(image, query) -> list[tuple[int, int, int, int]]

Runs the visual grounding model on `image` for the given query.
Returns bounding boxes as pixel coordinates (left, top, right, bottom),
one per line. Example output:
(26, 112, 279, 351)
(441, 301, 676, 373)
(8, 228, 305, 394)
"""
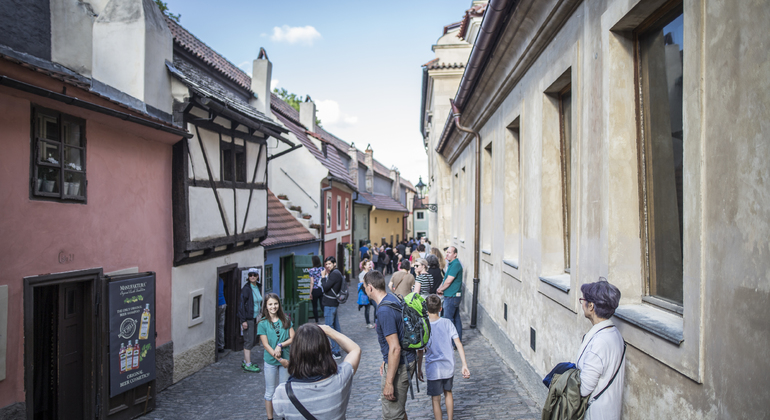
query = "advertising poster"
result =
(240, 267, 262, 289)
(295, 256, 313, 301)
(108, 274, 156, 397)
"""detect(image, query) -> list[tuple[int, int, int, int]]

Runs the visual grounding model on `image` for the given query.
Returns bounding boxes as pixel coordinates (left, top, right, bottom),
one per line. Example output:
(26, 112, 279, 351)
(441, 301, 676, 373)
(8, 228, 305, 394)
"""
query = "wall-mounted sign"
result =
(108, 273, 156, 397)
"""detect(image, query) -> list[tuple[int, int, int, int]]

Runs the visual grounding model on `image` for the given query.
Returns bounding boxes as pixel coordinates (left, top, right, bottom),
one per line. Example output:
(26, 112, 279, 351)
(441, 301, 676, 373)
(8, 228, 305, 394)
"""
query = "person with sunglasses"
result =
(238, 270, 263, 372)
(413, 258, 432, 297)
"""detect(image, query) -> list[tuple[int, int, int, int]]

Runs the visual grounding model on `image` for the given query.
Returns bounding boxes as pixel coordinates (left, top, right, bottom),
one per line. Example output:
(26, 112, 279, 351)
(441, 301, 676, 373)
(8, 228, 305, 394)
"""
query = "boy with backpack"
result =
(416, 294, 470, 420)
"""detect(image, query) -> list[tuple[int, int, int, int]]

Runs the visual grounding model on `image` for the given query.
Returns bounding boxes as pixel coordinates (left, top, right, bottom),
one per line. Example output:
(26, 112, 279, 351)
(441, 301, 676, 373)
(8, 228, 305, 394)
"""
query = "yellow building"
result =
(359, 192, 408, 246)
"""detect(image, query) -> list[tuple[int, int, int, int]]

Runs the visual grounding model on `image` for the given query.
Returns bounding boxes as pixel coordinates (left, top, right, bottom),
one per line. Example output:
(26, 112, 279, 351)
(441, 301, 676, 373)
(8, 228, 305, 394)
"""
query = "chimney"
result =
(92, 0, 173, 114)
(250, 48, 272, 115)
(348, 142, 359, 189)
(390, 168, 401, 200)
(365, 145, 374, 193)
(300, 100, 316, 132)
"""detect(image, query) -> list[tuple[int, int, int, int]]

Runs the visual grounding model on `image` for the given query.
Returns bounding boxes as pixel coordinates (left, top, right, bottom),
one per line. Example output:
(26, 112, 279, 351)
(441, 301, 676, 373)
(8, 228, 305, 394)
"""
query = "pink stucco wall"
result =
(0, 89, 176, 407)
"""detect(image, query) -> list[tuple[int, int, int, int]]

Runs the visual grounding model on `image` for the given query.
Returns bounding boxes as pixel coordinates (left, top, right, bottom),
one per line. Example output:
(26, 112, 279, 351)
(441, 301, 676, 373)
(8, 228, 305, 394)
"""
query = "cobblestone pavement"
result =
(143, 275, 540, 419)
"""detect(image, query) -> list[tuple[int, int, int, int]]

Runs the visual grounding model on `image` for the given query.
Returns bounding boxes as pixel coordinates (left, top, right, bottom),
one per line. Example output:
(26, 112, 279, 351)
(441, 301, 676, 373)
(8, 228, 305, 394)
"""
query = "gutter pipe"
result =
(450, 99, 481, 329)
(436, 0, 517, 155)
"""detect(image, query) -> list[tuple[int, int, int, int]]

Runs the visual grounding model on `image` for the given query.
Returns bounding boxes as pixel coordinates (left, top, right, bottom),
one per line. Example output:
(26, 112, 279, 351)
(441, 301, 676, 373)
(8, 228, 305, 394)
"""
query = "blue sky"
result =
(163, 0, 471, 185)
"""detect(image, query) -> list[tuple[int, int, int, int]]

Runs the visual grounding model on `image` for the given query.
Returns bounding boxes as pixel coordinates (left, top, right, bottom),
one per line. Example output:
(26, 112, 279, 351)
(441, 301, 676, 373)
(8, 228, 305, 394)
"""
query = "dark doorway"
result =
(217, 264, 241, 358)
(28, 278, 94, 420)
(220, 264, 243, 353)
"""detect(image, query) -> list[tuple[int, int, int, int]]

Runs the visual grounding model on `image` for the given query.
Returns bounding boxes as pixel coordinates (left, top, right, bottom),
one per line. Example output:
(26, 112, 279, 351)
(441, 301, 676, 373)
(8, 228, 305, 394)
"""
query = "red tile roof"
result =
(359, 192, 409, 213)
(164, 16, 252, 92)
(458, 2, 488, 41)
(262, 190, 317, 248)
(270, 95, 356, 188)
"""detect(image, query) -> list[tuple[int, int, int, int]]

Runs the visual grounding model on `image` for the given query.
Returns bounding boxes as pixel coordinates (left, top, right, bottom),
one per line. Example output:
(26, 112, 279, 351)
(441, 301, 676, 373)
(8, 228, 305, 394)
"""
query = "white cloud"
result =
(270, 25, 321, 46)
(271, 79, 279, 91)
(316, 99, 358, 128)
(237, 61, 252, 77)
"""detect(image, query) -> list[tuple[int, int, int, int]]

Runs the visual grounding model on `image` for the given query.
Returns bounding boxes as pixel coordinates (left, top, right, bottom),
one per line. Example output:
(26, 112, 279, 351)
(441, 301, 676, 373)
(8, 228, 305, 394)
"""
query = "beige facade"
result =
(370, 209, 406, 246)
(425, 0, 770, 418)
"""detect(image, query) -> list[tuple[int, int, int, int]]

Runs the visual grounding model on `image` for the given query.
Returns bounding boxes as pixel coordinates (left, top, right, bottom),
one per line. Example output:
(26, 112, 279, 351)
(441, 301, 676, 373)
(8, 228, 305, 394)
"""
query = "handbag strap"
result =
(592, 341, 627, 401)
(286, 381, 318, 420)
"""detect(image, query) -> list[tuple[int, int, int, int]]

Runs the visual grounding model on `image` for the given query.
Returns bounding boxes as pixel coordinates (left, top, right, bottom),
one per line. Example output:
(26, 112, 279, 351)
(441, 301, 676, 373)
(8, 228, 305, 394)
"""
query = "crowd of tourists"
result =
(232, 236, 626, 420)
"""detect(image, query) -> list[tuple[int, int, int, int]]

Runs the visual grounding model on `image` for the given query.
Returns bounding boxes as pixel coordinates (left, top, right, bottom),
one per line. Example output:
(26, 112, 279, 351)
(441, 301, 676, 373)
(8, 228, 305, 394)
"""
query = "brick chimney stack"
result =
(389, 167, 401, 200)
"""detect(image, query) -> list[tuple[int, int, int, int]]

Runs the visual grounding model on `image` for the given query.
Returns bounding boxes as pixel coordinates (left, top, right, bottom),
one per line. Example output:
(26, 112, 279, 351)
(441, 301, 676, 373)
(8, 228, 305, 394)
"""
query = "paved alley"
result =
(142, 279, 540, 419)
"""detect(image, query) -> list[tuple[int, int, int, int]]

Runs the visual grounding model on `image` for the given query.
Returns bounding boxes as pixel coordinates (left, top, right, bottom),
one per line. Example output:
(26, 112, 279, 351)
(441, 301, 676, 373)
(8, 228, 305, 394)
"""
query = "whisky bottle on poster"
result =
(127, 341, 134, 371)
(133, 340, 140, 369)
(139, 304, 151, 340)
(119, 343, 127, 373)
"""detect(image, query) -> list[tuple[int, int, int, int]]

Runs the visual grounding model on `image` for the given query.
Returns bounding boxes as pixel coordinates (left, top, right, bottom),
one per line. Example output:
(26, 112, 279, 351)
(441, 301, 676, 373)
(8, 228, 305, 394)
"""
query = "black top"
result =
(238, 282, 259, 322)
(427, 267, 443, 295)
(321, 269, 343, 307)
(396, 244, 406, 256)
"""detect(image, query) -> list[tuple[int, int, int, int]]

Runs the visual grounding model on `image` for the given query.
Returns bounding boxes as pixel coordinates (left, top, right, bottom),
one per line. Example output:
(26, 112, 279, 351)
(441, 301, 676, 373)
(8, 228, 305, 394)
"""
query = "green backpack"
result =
(381, 292, 431, 350)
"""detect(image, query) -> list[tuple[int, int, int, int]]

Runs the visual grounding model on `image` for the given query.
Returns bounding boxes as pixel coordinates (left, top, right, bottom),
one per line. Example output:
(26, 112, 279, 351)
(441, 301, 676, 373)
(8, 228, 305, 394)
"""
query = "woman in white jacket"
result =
(576, 279, 626, 420)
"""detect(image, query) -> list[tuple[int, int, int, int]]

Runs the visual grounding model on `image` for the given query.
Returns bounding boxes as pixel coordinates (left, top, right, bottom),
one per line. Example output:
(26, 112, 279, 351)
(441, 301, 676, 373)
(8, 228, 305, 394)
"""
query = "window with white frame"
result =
(504, 117, 521, 267)
(326, 192, 332, 233)
(336, 196, 342, 229)
(345, 198, 350, 229)
(416, 211, 424, 220)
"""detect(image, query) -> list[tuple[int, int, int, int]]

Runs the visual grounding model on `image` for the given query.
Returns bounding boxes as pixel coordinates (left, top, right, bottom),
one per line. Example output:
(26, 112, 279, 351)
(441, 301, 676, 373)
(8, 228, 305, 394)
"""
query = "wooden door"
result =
(281, 255, 297, 320)
(58, 282, 86, 419)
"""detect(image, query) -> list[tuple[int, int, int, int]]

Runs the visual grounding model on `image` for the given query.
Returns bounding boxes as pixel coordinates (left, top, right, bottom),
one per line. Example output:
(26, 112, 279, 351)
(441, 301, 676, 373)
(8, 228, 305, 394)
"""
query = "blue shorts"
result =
(427, 376, 454, 396)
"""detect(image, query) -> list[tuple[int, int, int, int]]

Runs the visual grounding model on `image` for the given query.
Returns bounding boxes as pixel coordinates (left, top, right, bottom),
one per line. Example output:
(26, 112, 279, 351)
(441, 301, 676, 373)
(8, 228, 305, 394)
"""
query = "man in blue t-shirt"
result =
(363, 270, 415, 420)
(360, 243, 370, 261)
(436, 246, 463, 342)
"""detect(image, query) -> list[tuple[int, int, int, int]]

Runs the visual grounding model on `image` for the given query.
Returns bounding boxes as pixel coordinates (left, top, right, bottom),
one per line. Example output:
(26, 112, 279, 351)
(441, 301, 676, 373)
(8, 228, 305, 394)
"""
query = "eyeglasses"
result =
(579, 298, 589, 304)
(248, 274, 257, 277)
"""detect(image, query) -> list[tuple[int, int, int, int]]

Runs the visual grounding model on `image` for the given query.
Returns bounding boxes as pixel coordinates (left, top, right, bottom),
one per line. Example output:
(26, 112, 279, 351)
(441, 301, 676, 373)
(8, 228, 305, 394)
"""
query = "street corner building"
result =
(0, 0, 186, 418)
(0, 0, 289, 418)
(421, 0, 770, 419)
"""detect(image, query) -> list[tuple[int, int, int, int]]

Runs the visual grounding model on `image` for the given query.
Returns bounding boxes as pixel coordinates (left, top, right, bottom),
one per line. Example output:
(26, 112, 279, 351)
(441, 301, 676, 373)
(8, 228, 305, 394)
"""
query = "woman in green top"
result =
(258, 293, 295, 420)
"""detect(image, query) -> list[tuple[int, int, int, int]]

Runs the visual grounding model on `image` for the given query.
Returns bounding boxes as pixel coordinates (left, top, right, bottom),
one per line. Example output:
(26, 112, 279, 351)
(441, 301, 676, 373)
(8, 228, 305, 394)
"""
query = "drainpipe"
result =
(352, 190, 358, 277)
(320, 177, 333, 257)
(450, 99, 481, 329)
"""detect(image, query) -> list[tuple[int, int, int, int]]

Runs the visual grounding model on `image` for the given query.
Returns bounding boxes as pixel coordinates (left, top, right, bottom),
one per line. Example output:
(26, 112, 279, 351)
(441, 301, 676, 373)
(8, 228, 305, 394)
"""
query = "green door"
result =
(282, 254, 314, 327)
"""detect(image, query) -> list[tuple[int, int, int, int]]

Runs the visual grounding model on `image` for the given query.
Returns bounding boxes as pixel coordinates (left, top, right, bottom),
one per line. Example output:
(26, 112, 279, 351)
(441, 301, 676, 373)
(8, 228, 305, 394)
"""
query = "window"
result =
(386, 218, 389, 223)
(374, 217, 377, 224)
(416, 212, 424, 220)
(264, 264, 273, 294)
(559, 87, 572, 272)
(336, 196, 342, 229)
(481, 141, 493, 250)
(326, 192, 332, 233)
(220, 138, 245, 183)
(397, 217, 400, 223)
(345, 198, 350, 229)
(31, 107, 86, 201)
(191, 295, 201, 319)
(504, 117, 521, 266)
(637, 5, 684, 305)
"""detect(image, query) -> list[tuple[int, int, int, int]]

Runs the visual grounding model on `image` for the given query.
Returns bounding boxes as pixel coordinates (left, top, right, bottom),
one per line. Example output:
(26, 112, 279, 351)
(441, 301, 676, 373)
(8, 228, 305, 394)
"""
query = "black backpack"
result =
(334, 278, 349, 304)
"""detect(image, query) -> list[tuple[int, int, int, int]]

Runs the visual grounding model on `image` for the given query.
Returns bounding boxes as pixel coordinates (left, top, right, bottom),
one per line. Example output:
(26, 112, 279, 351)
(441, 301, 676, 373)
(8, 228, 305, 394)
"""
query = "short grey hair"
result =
(580, 278, 621, 319)
(425, 254, 440, 269)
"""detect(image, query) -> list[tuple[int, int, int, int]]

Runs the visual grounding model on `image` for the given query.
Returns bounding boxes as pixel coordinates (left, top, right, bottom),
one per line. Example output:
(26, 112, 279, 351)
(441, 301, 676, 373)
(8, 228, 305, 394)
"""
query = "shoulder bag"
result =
(286, 381, 318, 420)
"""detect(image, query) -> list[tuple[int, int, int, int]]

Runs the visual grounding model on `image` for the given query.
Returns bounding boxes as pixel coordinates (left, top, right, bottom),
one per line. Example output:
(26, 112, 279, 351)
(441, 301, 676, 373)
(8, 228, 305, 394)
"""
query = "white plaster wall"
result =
(216, 188, 235, 234)
(92, 0, 172, 113)
(268, 137, 328, 222)
(171, 247, 264, 356)
(51, 0, 96, 76)
(246, 141, 267, 184)
(432, 0, 770, 418)
(187, 124, 221, 181)
(242, 189, 267, 233)
(189, 187, 226, 241)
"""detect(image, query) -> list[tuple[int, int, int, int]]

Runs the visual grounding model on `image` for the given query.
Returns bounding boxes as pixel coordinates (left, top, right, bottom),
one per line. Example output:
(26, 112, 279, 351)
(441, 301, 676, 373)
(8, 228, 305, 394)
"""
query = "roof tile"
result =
(262, 190, 317, 248)
(165, 16, 252, 92)
(359, 192, 408, 213)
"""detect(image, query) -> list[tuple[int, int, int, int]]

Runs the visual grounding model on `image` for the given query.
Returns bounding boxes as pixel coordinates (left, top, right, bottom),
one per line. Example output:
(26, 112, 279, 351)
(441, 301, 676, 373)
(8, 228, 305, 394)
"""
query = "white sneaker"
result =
(367, 324, 375, 329)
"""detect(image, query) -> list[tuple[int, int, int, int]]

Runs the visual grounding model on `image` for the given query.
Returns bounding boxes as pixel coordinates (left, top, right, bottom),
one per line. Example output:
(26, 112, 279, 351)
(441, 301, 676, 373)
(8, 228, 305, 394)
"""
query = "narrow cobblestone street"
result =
(143, 276, 540, 419)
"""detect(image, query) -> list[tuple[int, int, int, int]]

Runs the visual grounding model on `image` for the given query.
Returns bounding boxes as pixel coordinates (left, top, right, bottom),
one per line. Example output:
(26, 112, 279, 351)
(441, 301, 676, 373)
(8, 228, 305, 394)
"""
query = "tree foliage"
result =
(273, 88, 322, 127)
(154, 0, 181, 22)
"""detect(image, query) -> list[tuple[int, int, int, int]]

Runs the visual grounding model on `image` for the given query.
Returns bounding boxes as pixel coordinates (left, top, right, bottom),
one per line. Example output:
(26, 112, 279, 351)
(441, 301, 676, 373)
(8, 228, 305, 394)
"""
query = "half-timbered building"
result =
(164, 18, 290, 383)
